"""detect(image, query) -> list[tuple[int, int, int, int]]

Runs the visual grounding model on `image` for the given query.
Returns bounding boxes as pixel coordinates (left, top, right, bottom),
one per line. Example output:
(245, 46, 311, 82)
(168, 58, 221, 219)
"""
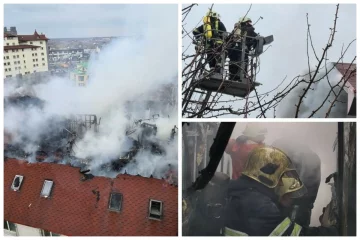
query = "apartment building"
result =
(3, 27, 49, 78)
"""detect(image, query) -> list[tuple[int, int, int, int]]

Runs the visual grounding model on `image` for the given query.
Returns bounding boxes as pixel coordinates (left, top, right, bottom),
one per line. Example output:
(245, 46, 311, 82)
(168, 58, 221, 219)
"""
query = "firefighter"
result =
(223, 146, 338, 236)
(227, 16, 258, 81)
(193, 10, 227, 73)
(272, 138, 321, 227)
(225, 123, 266, 180)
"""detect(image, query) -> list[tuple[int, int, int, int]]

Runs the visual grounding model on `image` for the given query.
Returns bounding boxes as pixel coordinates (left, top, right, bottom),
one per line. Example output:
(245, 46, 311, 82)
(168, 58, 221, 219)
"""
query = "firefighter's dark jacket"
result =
(224, 176, 338, 236)
(228, 23, 257, 49)
(193, 19, 227, 42)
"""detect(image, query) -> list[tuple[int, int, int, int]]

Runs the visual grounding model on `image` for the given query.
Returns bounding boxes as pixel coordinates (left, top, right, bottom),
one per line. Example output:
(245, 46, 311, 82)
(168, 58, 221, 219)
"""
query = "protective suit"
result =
(193, 11, 227, 73)
(223, 146, 338, 236)
(227, 17, 258, 81)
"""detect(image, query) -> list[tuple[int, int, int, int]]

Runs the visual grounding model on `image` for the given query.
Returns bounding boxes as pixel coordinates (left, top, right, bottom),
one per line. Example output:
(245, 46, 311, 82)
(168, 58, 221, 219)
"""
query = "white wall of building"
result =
(3, 36, 49, 78)
(4, 222, 65, 237)
(16, 224, 42, 236)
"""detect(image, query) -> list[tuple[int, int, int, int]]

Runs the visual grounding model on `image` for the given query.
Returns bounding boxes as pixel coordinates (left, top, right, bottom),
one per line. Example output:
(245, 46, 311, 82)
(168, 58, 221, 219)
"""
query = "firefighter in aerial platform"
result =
(227, 16, 258, 81)
(193, 10, 227, 74)
(225, 123, 266, 180)
(223, 146, 338, 236)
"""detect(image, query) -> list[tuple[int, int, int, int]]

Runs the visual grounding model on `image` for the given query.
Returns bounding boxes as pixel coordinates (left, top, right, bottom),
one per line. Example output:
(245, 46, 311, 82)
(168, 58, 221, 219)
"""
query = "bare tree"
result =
(182, 4, 356, 118)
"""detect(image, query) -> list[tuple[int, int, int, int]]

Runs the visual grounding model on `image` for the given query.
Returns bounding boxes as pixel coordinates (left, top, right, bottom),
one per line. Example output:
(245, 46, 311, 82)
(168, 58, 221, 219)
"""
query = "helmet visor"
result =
(277, 170, 307, 199)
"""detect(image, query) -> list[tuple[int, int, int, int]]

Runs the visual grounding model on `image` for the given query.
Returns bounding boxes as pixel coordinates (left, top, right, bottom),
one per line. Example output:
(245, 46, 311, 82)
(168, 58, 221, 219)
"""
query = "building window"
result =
(41, 53, 44, 56)
(40, 41, 43, 44)
(24, 60, 26, 63)
(7, 62, 10, 65)
(35, 53, 37, 56)
(12, 50, 15, 53)
(15, 67, 17, 70)
(6, 75, 12, 77)
(148, 199, 163, 220)
(22, 49, 24, 52)
(4, 220, 17, 233)
(23, 54, 25, 57)
(41, 180, 53, 198)
(9, 68, 11, 71)
(4, 63, 6, 66)
(41, 47, 44, 50)
(33, 64, 36, 67)
(17, 55, 19, 58)
(42, 63, 45, 66)
(41, 230, 60, 236)
(6, 43, 9, 46)
(6, 56, 9, 59)
(42, 58, 45, 61)
(32, 53, 34, 56)
(14, 62, 17, 65)
(12, 43, 15, 45)
(30, 41, 33, 44)
(108, 192, 123, 212)
(5, 69, 7, 72)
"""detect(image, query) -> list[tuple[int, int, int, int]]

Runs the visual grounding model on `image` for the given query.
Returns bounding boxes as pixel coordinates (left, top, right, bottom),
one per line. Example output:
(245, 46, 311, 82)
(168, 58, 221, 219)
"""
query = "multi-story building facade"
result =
(3, 27, 49, 78)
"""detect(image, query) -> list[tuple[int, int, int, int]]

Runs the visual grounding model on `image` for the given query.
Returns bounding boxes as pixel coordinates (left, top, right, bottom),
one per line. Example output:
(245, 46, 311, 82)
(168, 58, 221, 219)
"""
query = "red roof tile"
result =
(335, 63, 356, 91)
(18, 30, 49, 42)
(4, 158, 178, 236)
(4, 45, 40, 50)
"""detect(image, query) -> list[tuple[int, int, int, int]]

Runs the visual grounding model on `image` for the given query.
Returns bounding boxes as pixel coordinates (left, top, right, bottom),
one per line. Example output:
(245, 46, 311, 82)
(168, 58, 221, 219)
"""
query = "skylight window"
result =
(148, 199, 163, 220)
(40, 180, 53, 198)
(108, 193, 123, 211)
(11, 175, 24, 191)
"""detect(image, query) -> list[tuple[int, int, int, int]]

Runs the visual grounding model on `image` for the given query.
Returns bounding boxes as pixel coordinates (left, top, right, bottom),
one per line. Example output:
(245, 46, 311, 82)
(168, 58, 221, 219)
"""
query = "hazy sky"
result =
(4, 4, 177, 38)
(182, 4, 356, 117)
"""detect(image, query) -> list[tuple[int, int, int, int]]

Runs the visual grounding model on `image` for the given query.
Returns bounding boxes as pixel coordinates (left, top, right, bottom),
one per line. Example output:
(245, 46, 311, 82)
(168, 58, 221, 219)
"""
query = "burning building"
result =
(4, 94, 178, 236)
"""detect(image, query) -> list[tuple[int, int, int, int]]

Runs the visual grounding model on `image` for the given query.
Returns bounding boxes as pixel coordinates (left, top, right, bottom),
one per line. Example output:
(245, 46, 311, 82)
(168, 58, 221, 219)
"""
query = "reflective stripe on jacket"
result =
(224, 218, 302, 236)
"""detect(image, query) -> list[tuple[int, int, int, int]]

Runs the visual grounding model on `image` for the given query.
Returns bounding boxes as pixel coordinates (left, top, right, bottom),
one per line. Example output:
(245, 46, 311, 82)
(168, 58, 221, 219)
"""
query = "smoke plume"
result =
(277, 65, 348, 118)
(4, 5, 178, 180)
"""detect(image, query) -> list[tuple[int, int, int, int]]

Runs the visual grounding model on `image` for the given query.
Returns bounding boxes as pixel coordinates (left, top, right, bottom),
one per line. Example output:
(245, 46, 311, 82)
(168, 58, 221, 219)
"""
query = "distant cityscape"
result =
(4, 26, 121, 87)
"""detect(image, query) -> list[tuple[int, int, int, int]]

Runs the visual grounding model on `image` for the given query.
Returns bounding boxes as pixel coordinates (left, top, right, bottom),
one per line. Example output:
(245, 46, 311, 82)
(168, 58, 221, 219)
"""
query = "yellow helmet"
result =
(242, 146, 307, 199)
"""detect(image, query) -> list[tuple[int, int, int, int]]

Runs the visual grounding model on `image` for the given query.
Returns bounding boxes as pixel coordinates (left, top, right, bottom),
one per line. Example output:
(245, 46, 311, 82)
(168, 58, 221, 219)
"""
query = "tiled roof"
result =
(334, 63, 356, 92)
(4, 45, 40, 50)
(18, 30, 49, 42)
(4, 158, 178, 236)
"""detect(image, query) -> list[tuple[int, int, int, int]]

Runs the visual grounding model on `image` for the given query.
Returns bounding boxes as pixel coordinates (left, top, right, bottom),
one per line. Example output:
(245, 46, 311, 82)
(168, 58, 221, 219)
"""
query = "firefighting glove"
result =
(319, 200, 337, 227)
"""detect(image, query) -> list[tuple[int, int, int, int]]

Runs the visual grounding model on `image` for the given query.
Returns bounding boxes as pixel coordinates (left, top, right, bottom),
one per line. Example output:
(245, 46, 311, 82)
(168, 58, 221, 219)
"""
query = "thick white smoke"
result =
(4, 5, 178, 180)
(277, 65, 348, 118)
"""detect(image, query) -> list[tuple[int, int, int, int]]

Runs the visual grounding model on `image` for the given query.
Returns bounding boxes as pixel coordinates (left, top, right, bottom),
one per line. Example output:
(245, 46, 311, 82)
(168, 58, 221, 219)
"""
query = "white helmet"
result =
(206, 10, 220, 19)
(242, 123, 267, 138)
(239, 16, 252, 23)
